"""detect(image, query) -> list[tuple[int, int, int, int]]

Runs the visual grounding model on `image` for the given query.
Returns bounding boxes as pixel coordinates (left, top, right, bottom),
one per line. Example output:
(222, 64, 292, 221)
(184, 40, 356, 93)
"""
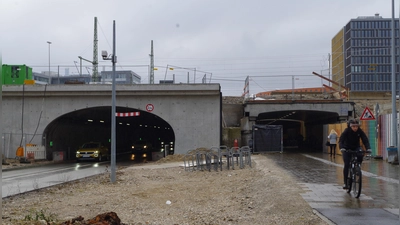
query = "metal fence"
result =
(2, 132, 44, 159)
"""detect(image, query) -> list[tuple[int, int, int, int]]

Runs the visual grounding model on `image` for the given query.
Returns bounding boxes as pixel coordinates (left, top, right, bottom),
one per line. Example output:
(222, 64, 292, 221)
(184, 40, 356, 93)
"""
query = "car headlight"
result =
(131, 154, 135, 160)
(94, 151, 99, 153)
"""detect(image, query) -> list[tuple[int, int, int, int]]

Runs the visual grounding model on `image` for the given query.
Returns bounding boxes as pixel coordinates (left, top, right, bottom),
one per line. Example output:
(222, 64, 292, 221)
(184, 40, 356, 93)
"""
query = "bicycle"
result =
(341, 148, 370, 198)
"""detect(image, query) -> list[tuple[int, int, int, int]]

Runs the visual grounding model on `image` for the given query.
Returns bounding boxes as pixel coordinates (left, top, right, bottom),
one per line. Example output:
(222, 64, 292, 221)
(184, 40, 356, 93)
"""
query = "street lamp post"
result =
(102, 20, 117, 183)
(47, 41, 52, 76)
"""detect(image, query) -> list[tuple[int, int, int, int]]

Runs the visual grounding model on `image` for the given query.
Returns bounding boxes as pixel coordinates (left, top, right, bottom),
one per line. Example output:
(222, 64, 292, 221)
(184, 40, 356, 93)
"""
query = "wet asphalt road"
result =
(266, 151, 400, 224)
(2, 153, 136, 198)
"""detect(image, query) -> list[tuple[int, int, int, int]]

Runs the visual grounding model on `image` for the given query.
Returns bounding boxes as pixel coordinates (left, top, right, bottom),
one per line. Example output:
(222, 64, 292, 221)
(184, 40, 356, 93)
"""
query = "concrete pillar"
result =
(241, 116, 256, 147)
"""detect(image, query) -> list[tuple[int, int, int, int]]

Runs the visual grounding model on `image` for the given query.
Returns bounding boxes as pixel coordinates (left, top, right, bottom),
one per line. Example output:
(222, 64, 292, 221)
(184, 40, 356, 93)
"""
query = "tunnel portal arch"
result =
(42, 106, 175, 160)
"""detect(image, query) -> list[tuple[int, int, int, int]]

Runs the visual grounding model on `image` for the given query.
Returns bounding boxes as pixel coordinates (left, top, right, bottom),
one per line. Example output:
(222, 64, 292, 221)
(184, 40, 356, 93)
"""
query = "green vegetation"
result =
(23, 208, 58, 224)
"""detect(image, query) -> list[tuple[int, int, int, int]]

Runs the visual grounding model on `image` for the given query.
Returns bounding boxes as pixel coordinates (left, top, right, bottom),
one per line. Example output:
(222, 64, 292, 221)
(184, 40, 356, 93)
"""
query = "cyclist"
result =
(339, 119, 371, 189)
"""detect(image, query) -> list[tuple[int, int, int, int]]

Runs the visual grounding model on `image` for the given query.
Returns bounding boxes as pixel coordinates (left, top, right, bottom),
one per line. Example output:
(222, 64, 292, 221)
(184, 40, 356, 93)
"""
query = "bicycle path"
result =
(267, 152, 400, 225)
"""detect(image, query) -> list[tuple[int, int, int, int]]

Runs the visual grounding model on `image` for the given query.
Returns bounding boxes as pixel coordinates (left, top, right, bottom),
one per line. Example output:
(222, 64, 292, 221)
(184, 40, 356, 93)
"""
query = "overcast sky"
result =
(0, 0, 394, 96)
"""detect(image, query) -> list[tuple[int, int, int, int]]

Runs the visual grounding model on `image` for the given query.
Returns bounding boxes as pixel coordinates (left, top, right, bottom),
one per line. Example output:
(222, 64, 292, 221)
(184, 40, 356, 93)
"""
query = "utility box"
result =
(53, 151, 65, 161)
(386, 146, 398, 164)
(2, 64, 32, 85)
(252, 124, 283, 153)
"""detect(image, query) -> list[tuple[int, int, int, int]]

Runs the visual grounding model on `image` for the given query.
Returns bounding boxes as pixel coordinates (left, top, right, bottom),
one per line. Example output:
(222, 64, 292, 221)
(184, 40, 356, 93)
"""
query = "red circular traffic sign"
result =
(146, 104, 154, 112)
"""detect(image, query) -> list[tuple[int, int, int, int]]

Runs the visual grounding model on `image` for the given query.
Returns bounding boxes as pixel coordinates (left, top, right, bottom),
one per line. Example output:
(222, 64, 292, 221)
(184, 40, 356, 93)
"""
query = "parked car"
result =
(76, 142, 109, 162)
(131, 140, 153, 161)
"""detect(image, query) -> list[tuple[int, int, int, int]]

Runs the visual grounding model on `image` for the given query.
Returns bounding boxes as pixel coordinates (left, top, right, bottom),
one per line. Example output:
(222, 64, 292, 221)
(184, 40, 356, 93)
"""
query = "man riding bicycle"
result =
(339, 119, 371, 189)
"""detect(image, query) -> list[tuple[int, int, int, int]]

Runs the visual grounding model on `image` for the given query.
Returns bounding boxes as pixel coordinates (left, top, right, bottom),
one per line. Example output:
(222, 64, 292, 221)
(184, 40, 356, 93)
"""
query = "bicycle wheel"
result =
(347, 169, 353, 194)
(353, 166, 362, 198)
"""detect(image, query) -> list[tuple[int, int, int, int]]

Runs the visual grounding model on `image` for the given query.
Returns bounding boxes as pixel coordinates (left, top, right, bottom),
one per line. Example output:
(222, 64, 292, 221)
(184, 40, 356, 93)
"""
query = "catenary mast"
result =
(92, 17, 99, 82)
(149, 40, 154, 84)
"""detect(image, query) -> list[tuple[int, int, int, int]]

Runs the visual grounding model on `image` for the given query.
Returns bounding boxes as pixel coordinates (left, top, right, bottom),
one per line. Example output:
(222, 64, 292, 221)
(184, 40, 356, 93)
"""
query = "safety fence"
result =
(25, 145, 46, 160)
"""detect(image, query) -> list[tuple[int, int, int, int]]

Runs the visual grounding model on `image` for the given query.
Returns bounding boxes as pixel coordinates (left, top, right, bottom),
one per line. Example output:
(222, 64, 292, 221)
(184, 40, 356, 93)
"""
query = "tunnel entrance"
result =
(255, 110, 338, 152)
(42, 106, 175, 160)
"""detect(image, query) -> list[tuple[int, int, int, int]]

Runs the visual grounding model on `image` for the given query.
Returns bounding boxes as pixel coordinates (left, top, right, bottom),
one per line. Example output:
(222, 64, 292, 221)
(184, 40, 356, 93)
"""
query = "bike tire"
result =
(353, 166, 362, 198)
(347, 169, 352, 194)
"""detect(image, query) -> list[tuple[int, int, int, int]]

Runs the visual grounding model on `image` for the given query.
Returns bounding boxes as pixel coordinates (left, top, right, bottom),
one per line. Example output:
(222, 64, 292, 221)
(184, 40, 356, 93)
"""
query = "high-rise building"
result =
(332, 13, 399, 100)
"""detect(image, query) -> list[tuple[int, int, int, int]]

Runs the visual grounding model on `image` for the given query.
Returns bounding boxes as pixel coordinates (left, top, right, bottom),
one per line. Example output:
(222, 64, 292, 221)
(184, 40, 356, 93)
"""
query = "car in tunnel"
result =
(131, 140, 153, 161)
(76, 142, 110, 162)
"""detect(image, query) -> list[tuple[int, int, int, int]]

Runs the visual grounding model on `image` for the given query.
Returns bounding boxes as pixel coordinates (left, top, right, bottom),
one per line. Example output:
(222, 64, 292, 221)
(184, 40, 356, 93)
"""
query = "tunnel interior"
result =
(43, 106, 175, 160)
(256, 110, 341, 152)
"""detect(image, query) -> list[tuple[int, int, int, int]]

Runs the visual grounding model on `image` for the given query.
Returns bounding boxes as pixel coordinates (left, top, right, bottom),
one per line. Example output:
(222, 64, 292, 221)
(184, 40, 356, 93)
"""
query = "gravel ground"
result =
(2, 154, 328, 225)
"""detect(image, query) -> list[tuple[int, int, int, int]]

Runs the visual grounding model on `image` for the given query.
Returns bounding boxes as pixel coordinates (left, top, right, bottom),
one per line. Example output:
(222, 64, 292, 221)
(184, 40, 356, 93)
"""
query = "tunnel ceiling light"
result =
(127, 123, 130, 126)
(119, 122, 122, 125)
(139, 124, 142, 127)
(100, 120, 104, 123)
(88, 119, 93, 122)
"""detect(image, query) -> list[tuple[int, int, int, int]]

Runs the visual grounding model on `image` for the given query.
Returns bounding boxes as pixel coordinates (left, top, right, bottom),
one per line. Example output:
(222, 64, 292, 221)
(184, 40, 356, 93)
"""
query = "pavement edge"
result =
(313, 209, 336, 225)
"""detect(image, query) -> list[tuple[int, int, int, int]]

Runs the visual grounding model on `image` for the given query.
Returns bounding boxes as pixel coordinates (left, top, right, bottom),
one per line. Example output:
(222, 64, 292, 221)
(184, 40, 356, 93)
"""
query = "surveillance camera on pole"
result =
(102, 51, 109, 60)
(102, 50, 117, 63)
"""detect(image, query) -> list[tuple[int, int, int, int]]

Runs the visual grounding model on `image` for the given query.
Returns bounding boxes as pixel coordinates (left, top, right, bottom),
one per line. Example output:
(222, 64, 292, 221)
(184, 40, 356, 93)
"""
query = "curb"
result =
(313, 209, 336, 225)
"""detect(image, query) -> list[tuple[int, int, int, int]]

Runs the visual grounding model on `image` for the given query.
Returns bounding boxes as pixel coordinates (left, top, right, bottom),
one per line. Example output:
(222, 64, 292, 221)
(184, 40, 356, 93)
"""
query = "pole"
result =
(292, 76, 294, 100)
(164, 64, 169, 81)
(80, 58, 82, 76)
(194, 68, 197, 83)
(328, 53, 331, 82)
(57, 66, 60, 84)
(111, 20, 117, 183)
(391, 0, 397, 148)
(47, 41, 51, 76)
(390, 1, 399, 220)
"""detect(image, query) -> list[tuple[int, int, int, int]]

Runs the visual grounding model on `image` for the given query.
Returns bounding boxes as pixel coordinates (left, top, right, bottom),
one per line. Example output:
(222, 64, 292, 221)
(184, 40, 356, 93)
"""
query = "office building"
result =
(332, 13, 399, 99)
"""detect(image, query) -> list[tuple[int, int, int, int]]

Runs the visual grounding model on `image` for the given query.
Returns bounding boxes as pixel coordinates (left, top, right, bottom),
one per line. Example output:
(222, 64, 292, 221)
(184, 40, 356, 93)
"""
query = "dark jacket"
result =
(339, 127, 371, 150)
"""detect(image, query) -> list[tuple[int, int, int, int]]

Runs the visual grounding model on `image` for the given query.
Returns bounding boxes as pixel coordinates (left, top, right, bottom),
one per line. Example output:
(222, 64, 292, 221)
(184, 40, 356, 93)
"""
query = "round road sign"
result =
(146, 104, 154, 112)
